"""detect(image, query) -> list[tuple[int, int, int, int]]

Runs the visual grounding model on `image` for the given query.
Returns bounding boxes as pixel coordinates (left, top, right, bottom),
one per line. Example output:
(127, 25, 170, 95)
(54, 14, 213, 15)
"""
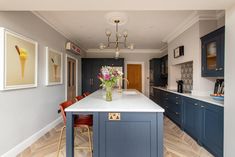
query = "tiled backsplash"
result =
(181, 62, 193, 93)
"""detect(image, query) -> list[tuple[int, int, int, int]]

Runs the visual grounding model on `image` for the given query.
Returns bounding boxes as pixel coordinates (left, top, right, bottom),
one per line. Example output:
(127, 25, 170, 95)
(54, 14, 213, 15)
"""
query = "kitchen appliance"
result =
(176, 80, 184, 93)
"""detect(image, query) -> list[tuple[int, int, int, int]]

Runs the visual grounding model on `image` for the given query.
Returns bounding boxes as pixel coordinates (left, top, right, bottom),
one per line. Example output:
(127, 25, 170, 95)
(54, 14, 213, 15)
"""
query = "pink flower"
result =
(104, 74, 110, 80)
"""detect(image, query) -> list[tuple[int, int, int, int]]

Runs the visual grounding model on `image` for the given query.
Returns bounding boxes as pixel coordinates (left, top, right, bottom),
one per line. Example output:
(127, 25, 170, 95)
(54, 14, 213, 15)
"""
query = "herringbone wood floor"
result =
(17, 117, 213, 157)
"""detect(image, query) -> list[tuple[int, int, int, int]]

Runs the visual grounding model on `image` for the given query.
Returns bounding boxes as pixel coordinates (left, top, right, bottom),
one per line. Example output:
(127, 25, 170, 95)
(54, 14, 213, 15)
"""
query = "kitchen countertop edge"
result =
(153, 86, 224, 107)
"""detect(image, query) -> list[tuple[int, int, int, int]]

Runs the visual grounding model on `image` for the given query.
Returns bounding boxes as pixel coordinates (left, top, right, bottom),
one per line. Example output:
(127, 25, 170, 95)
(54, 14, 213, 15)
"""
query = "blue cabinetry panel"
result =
(99, 112, 163, 157)
(182, 97, 201, 141)
(200, 102, 224, 157)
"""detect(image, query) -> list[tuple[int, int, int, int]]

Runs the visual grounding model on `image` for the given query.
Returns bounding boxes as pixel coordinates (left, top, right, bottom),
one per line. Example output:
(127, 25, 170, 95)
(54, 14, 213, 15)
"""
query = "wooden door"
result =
(127, 64, 142, 92)
(67, 57, 76, 101)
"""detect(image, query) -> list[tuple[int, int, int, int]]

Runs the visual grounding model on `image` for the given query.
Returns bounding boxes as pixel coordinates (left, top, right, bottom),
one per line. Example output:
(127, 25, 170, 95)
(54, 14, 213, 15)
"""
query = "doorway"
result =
(127, 64, 143, 92)
(66, 55, 77, 101)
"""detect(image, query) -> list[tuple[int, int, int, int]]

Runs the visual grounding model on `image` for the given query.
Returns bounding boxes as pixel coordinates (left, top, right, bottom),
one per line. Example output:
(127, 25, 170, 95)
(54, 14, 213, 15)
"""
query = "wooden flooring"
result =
(17, 117, 213, 157)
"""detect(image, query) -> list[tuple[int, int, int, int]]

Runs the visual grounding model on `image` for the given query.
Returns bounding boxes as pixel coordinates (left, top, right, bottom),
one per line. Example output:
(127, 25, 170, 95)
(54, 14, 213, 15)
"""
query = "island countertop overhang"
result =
(65, 89, 165, 113)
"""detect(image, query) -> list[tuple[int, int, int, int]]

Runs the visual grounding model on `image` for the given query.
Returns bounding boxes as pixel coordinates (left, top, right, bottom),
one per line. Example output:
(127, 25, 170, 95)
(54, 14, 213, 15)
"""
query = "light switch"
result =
(108, 113, 121, 120)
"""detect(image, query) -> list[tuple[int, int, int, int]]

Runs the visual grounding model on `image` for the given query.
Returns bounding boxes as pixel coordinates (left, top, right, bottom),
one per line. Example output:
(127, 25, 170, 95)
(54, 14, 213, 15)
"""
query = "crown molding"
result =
(162, 11, 224, 43)
(31, 11, 87, 52)
(86, 48, 161, 54)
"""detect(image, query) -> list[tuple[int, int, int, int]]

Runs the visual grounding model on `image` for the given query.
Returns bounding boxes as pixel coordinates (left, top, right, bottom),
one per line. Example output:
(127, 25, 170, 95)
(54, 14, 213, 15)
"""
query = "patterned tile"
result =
(181, 62, 193, 93)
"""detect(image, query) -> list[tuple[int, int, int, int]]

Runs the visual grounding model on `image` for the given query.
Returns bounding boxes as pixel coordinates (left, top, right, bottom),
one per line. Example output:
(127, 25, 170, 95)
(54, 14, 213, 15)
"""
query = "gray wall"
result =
(225, 6, 235, 157)
(0, 11, 82, 155)
(85, 52, 162, 96)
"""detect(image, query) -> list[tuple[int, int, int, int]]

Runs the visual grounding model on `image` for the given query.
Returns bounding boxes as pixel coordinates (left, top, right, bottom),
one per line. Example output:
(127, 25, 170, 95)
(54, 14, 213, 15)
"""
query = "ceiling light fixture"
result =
(99, 19, 134, 59)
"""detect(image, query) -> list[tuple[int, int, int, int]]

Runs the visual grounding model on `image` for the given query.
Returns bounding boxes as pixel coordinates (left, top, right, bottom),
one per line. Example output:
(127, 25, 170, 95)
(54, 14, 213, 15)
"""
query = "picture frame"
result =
(45, 47, 63, 86)
(0, 27, 38, 90)
(174, 46, 184, 58)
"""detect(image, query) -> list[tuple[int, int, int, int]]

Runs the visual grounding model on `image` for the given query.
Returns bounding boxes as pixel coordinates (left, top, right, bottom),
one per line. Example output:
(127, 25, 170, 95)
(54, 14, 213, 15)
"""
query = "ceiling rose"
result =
(105, 12, 128, 25)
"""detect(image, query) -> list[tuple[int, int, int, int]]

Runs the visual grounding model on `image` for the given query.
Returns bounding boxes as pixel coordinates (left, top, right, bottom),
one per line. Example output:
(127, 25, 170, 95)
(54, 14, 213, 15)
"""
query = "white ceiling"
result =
(0, 0, 234, 10)
(36, 11, 196, 51)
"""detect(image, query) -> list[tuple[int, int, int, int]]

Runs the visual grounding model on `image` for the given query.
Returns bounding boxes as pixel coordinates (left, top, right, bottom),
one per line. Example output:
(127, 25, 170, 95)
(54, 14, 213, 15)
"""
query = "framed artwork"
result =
(0, 28, 38, 90)
(45, 47, 63, 86)
(174, 46, 184, 58)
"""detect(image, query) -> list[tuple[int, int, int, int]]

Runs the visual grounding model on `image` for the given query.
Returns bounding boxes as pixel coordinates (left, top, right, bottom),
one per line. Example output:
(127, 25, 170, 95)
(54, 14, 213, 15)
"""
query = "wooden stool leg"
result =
(86, 126, 93, 157)
(56, 126, 65, 157)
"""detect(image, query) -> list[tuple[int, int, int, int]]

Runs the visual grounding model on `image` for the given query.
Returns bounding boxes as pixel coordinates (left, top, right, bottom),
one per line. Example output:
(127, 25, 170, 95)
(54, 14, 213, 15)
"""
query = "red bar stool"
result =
(57, 100, 93, 157)
(75, 95, 84, 102)
(83, 92, 90, 97)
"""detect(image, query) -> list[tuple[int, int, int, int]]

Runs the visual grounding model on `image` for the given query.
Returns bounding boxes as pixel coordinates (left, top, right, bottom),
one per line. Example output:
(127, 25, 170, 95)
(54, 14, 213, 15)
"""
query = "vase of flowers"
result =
(98, 66, 123, 101)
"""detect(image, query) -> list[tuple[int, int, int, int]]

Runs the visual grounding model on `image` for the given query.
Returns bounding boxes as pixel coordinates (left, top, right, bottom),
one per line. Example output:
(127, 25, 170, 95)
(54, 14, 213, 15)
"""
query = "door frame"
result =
(125, 61, 145, 94)
(65, 54, 78, 100)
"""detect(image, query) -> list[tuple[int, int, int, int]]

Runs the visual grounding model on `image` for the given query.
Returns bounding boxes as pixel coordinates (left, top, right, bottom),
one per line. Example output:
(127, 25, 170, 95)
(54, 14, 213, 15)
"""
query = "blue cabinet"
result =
(182, 97, 201, 141)
(82, 58, 124, 93)
(154, 89, 182, 127)
(182, 97, 224, 157)
(201, 26, 225, 77)
(200, 102, 224, 157)
(98, 112, 163, 157)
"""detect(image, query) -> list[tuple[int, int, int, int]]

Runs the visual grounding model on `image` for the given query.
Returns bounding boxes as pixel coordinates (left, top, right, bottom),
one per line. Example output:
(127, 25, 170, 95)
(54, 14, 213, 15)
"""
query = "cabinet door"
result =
(82, 59, 92, 93)
(200, 102, 224, 157)
(201, 27, 224, 77)
(99, 112, 163, 157)
(91, 59, 103, 92)
(182, 97, 200, 141)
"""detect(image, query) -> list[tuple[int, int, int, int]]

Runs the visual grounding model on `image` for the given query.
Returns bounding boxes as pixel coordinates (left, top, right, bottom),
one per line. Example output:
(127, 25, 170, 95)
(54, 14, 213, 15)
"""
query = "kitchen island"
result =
(65, 89, 164, 157)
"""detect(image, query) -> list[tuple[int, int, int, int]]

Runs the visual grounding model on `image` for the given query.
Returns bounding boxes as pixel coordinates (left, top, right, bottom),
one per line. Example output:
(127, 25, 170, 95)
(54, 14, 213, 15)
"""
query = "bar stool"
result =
(83, 92, 90, 97)
(56, 100, 93, 157)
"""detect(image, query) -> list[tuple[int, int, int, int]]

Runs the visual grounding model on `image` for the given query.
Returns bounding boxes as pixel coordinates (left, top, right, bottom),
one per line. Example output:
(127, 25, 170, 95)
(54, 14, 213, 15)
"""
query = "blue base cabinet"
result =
(154, 89, 183, 127)
(200, 102, 224, 157)
(98, 112, 163, 157)
(182, 97, 201, 141)
(182, 97, 224, 157)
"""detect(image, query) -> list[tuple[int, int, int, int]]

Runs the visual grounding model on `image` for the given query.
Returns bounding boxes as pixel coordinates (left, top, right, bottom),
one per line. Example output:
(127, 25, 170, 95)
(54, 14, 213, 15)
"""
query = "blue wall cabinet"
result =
(200, 102, 224, 157)
(201, 26, 225, 77)
(182, 97, 201, 141)
(98, 112, 163, 157)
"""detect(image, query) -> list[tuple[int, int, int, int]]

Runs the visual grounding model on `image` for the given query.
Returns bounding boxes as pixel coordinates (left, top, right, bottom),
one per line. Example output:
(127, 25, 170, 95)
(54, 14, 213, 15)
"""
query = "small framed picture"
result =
(174, 46, 184, 58)
(45, 47, 63, 86)
(0, 28, 38, 90)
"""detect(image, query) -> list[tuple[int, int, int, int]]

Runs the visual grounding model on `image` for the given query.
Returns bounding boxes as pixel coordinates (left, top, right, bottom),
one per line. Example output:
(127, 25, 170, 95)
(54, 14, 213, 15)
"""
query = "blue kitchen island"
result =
(65, 89, 164, 157)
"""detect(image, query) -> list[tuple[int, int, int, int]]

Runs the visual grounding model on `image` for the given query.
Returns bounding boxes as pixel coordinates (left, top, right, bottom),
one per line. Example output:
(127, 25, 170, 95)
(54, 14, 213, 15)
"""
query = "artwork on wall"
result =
(45, 47, 63, 86)
(0, 28, 38, 90)
(174, 46, 184, 58)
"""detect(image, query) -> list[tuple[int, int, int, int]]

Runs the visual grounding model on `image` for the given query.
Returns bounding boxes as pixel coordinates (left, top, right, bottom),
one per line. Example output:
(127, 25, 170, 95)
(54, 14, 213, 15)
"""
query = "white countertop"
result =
(65, 89, 164, 112)
(153, 87, 224, 107)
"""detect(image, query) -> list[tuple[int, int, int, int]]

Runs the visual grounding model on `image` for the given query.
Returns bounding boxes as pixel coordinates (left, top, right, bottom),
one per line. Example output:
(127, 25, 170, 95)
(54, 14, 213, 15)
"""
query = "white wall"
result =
(168, 20, 223, 96)
(0, 11, 83, 156)
(224, 5, 235, 157)
(85, 52, 163, 96)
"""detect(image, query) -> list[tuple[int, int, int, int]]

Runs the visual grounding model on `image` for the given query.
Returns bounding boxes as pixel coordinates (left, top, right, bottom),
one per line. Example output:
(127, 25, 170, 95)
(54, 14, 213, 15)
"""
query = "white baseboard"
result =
(1, 117, 62, 157)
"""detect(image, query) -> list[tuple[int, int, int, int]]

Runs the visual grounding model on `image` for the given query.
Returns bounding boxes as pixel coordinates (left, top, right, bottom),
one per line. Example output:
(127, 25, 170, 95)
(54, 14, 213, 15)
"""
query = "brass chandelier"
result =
(99, 19, 134, 58)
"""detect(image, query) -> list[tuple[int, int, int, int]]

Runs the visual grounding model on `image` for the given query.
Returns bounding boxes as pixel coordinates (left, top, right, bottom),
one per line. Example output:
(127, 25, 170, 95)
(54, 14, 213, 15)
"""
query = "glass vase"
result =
(106, 86, 112, 101)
